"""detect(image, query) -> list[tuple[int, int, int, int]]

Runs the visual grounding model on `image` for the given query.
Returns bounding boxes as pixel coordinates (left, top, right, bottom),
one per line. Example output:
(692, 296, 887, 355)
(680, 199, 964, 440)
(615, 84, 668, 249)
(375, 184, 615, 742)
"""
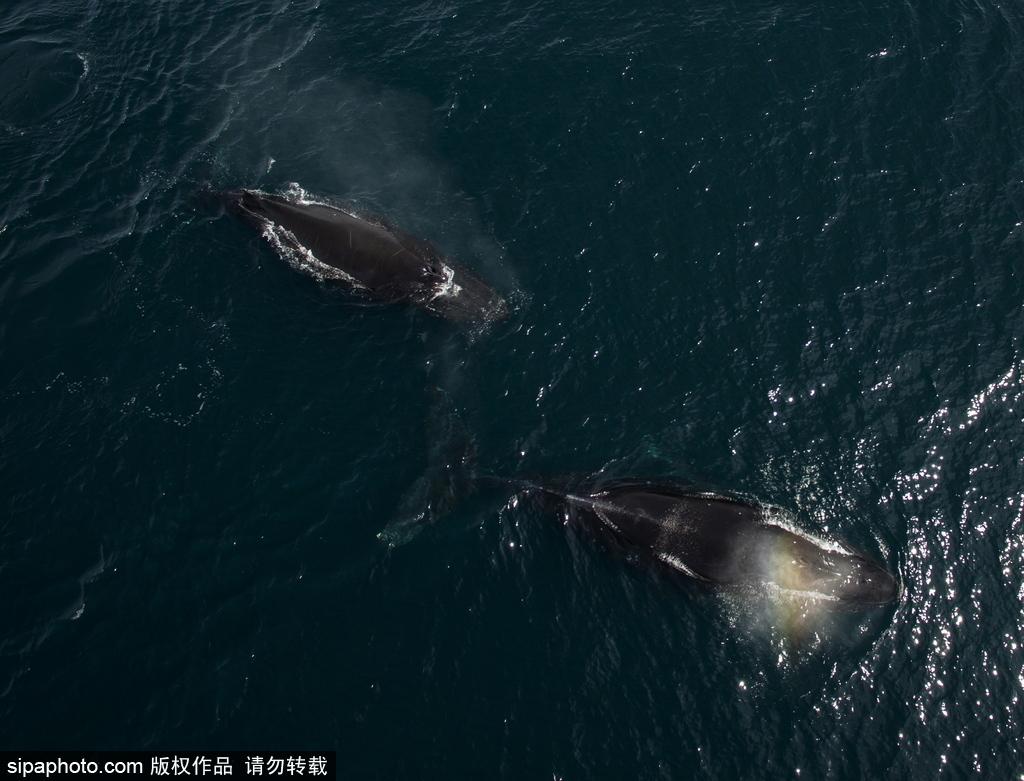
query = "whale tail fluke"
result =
(472, 474, 536, 492)
(377, 388, 478, 548)
(192, 184, 226, 215)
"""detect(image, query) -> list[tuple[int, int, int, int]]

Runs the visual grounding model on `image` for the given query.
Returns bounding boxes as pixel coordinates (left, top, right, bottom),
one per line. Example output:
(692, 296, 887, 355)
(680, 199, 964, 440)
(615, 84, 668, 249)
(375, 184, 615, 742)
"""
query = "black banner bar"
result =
(0, 753, 335, 779)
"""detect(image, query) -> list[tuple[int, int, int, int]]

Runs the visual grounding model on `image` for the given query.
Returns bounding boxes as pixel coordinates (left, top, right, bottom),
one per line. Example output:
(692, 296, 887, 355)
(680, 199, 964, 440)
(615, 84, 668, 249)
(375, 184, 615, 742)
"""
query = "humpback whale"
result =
(220, 189, 508, 323)
(520, 477, 898, 607)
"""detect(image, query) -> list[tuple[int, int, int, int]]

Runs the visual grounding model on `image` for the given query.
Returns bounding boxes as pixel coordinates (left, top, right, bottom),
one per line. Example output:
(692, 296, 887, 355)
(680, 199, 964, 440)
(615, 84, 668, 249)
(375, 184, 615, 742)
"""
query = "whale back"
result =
(561, 479, 897, 605)
(235, 191, 439, 298)
(586, 482, 762, 583)
(222, 189, 509, 322)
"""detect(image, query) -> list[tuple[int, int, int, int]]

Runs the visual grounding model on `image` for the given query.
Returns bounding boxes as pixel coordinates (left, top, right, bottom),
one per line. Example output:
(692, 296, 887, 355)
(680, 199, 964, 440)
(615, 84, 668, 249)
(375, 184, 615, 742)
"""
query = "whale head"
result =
(421, 262, 509, 324)
(784, 549, 899, 607)
(826, 554, 900, 606)
(761, 530, 899, 608)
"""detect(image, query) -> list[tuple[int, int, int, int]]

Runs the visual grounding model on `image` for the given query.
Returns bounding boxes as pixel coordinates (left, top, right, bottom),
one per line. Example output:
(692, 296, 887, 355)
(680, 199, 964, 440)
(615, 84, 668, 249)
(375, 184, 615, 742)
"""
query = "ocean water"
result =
(2, 0, 1024, 777)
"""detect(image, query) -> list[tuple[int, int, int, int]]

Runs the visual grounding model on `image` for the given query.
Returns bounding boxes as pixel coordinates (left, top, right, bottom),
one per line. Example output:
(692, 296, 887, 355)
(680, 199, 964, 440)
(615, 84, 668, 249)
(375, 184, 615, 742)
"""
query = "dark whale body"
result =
(221, 189, 507, 323)
(531, 478, 898, 607)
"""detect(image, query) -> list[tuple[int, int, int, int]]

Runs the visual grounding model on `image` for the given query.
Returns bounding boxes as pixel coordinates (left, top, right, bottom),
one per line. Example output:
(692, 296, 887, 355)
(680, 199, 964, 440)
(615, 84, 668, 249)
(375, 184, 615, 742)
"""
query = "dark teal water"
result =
(3, 0, 1024, 777)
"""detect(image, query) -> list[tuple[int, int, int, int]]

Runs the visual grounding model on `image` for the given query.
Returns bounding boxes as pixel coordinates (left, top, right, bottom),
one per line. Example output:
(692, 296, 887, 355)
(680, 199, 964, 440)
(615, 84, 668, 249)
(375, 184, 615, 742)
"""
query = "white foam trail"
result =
(278, 183, 369, 223)
(657, 552, 704, 580)
(284, 181, 341, 208)
(284, 181, 313, 203)
(431, 263, 462, 299)
(257, 218, 364, 289)
(761, 505, 852, 555)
